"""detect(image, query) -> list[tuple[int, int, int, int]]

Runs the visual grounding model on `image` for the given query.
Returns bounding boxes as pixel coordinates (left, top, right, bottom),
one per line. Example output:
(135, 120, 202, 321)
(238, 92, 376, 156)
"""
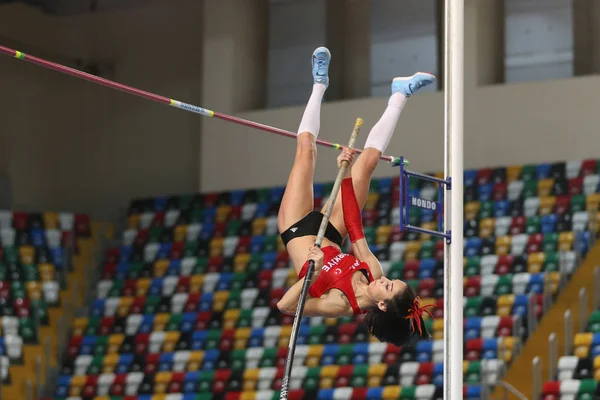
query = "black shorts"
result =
(280, 211, 344, 248)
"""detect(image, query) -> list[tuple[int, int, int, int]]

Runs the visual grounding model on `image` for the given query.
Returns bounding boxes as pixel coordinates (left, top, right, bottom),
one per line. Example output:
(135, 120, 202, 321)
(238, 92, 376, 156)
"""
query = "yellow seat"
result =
(234, 253, 251, 272)
(108, 334, 125, 354)
(153, 259, 170, 277)
(73, 317, 89, 336)
(383, 386, 402, 400)
(479, 218, 495, 239)
(500, 337, 518, 362)
(495, 236, 512, 257)
(404, 241, 421, 261)
(103, 353, 119, 373)
(433, 319, 444, 339)
(128, 214, 140, 229)
(539, 196, 556, 216)
(279, 326, 293, 348)
(320, 365, 339, 389)
(537, 179, 554, 197)
(587, 193, 600, 211)
(163, 332, 180, 353)
(19, 245, 35, 264)
(151, 395, 167, 400)
(595, 369, 600, 381)
(527, 253, 546, 274)
(465, 202, 481, 220)
(558, 232, 574, 251)
(39, 263, 55, 281)
(136, 279, 151, 296)
(420, 222, 436, 241)
(216, 206, 232, 223)
(496, 295, 515, 317)
(213, 291, 229, 312)
(94, 397, 111, 400)
(224, 309, 241, 330)
(277, 236, 286, 252)
(187, 351, 204, 371)
(240, 391, 256, 400)
(548, 272, 560, 295)
(306, 345, 324, 368)
(324, 318, 337, 327)
(243, 368, 260, 391)
(574, 333, 593, 358)
(367, 363, 387, 387)
(26, 282, 43, 301)
(43, 212, 59, 230)
(117, 297, 134, 317)
(173, 225, 188, 243)
(69, 375, 87, 396)
(210, 237, 224, 258)
(154, 372, 172, 394)
(463, 360, 470, 374)
(153, 313, 170, 331)
(287, 269, 299, 287)
(234, 327, 251, 350)
(365, 193, 379, 211)
(593, 355, 600, 371)
(190, 275, 204, 293)
(252, 218, 267, 236)
(507, 165, 522, 182)
(376, 225, 392, 246)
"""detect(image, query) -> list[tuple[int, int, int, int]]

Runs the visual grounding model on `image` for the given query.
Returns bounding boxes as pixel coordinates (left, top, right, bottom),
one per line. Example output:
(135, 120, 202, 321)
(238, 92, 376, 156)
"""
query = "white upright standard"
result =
(443, 0, 464, 399)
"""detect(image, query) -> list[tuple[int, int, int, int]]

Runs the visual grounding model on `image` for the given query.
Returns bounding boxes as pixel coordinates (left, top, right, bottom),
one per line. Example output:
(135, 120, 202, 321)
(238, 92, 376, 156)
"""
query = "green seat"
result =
(324, 183, 335, 197)
(479, 201, 494, 219)
(128, 262, 143, 279)
(338, 316, 354, 324)
(424, 318, 433, 334)
(231, 273, 246, 291)
(197, 394, 214, 400)
(184, 241, 199, 258)
(94, 335, 108, 356)
(408, 176, 419, 190)
(369, 179, 379, 193)
(406, 280, 420, 292)
(521, 165, 537, 181)
(247, 254, 262, 274)
(177, 194, 194, 210)
(260, 347, 277, 367)
(31, 298, 48, 325)
(167, 314, 182, 331)
(3, 247, 17, 264)
(85, 316, 100, 335)
(578, 379, 597, 397)
(108, 280, 124, 297)
(192, 257, 208, 275)
(226, 220, 241, 236)
(257, 188, 270, 203)
(571, 194, 586, 213)
(19, 317, 36, 343)
(11, 281, 26, 300)
(303, 367, 321, 391)
(87, 354, 104, 375)
(0, 263, 6, 280)
(22, 264, 39, 282)
(400, 386, 416, 399)
(144, 296, 160, 314)
(206, 329, 222, 350)
(190, 209, 204, 223)
(465, 257, 481, 277)
(408, 207, 420, 225)
(226, 289, 242, 309)
(351, 364, 368, 387)
(523, 180, 538, 198)
(588, 310, 600, 333)
(496, 275, 513, 296)
(231, 349, 246, 370)
(309, 325, 326, 345)
(198, 370, 215, 392)
(336, 344, 353, 365)
(544, 251, 559, 272)
(388, 261, 404, 280)
(525, 216, 540, 234)
(464, 297, 482, 318)
(148, 226, 163, 243)
(364, 227, 376, 243)
(543, 233, 559, 252)
(237, 309, 252, 327)
(264, 235, 279, 252)
(419, 241, 435, 259)
(465, 360, 481, 384)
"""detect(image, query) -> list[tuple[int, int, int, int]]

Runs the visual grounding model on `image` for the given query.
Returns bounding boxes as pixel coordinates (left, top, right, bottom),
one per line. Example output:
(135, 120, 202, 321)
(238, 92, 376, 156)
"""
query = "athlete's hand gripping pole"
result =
(279, 118, 363, 400)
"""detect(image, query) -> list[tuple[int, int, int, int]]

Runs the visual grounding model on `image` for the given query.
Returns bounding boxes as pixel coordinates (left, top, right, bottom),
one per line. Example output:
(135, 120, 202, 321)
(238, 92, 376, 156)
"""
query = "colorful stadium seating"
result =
(55, 159, 599, 399)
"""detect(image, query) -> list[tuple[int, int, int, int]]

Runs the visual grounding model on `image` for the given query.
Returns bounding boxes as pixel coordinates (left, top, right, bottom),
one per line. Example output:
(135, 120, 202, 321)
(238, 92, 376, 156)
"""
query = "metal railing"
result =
(531, 356, 542, 399)
(578, 287, 588, 333)
(548, 333, 558, 381)
(564, 309, 574, 356)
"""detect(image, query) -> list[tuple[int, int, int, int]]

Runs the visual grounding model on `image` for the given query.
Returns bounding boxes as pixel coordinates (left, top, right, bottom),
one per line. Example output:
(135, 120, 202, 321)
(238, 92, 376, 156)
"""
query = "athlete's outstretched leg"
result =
(278, 47, 331, 233)
(326, 72, 436, 237)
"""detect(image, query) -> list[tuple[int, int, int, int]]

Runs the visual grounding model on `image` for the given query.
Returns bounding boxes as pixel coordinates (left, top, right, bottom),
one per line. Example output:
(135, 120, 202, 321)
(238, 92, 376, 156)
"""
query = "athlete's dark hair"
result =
(364, 284, 433, 347)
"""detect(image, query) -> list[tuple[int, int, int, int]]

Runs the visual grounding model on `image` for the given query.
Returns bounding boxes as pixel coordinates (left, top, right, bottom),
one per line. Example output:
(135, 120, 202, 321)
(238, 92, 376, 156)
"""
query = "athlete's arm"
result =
(277, 278, 350, 317)
(277, 246, 325, 315)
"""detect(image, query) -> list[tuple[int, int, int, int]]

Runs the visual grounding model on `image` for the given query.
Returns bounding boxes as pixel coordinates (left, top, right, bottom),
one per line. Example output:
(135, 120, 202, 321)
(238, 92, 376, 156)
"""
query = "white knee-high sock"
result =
(298, 83, 327, 138)
(364, 92, 408, 153)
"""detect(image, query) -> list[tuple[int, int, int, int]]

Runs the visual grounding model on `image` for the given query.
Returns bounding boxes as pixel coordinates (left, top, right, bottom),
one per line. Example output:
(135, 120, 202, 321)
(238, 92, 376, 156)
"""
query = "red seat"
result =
(288, 389, 305, 400)
(151, 212, 165, 227)
(338, 323, 357, 344)
(110, 373, 127, 396)
(68, 336, 83, 358)
(535, 294, 544, 318)
(219, 329, 235, 352)
(213, 223, 227, 238)
(106, 247, 121, 264)
(276, 252, 289, 269)
(581, 159, 597, 177)
(83, 375, 99, 397)
(403, 260, 420, 280)
(170, 242, 185, 260)
(492, 182, 507, 201)
(389, 225, 404, 243)
(527, 233, 543, 253)
(12, 212, 28, 231)
(144, 353, 160, 375)
(435, 240, 444, 260)
(569, 177, 584, 195)
(225, 393, 241, 400)
(14, 298, 30, 317)
(464, 276, 481, 297)
(168, 372, 185, 393)
(131, 296, 146, 314)
(276, 347, 288, 368)
(230, 205, 242, 220)
(383, 343, 400, 364)
(477, 168, 493, 185)
(208, 256, 224, 273)
(335, 365, 354, 387)
(416, 362, 434, 385)
(134, 229, 149, 247)
(465, 338, 483, 361)
(0, 282, 10, 300)
(495, 255, 514, 275)
(351, 388, 368, 400)
(258, 270, 273, 291)
(195, 311, 212, 330)
(433, 299, 444, 319)
(185, 293, 201, 312)
(74, 214, 91, 237)
(554, 196, 571, 215)
(281, 314, 294, 325)
(269, 288, 285, 309)
(123, 280, 137, 297)
(99, 317, 115, 335)
(417, 278, 436, 298)
(510, 216, 525, 235)
(135, 333, 150, 355)
(102, 262, 117, 280)
(542, 381, 560, 397)
(497, 316, 514, 337)
(203, 193, 219, 208)
(272, 367, 285, 390)
(236, 236, 252, 253)
(175, 277, 190, 293)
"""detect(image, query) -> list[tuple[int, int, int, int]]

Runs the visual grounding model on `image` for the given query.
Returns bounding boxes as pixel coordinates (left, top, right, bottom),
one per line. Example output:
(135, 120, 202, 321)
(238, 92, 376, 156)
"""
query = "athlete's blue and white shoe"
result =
(312, 47, 331, 87)
(391, 72, 436, 97)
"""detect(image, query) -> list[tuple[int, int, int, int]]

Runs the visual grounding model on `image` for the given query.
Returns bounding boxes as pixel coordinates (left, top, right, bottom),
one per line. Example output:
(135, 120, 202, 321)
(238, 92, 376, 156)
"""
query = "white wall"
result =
(200, 74, 600, 192)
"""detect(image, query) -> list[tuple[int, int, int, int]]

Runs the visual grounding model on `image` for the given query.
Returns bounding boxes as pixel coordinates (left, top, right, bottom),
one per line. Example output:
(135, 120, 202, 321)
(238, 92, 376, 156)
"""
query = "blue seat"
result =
(203, 208, 217, 224)
(297, 325, 310, 345)
(541, 214, 558, 234)
(231, 190, 246, 206)
(148, 278, 164, 296)
(158, 352, 175, 371)
(216, 273, 233, 291)
(418, 259, 436, 279)
(250, 236, 266, 254)
(465, 317, 482, 340)
(55, 375, 72, 397)
(513, 295, 529, 317)
(433, 362, 444, 387)
(181, 312, 197, 333)
(465, 237, 482, 257)
(352, 343, 369, 364)
(536, 163, 552, 180)
(494, 200, 510, 217)
(318, 388, 335, 400)
(81, 335, 97, 355)
(140, 314, 155, 333)
(270, 186, 286, 203)
(528, 273, 544, 294)
(202, 349, 220, 370)
(0, 338, 5, 356)
(478, 183, 493, 202)
(115, 353, 133, 374)
(262, 252, 278, 270)
(416, 340, 433, 362)
(464, 170, 478, 187)
(167, 260, 182, 276)
(183, 371, 200, 392)
(157, 243, 172, 259)
(578, 231, 591, 255)
(116, 262, 131, 281)
(255, 203, 270, 218)
(138, 395, 152, 400)
(482, 338, 498, 359)
(30, 228, 45, 247)
(249, 328, 265, 347)
(466, 385, 482, 399)
(191, 331, 208, 350)
(420, 208, 435, 223)
(199, 293, 215, 312)
(155, 196, 168, 212)
(91, 299, 106, 317)
(50, 248, 65, 267)
(366, 387, 384, 400)
(200, 222, 215, 241)
(119, 245, 133, 263)
(378, 178, 393, 195)
(314, 183, 327, 199)
(183, 393, 201, 400)
(321, 344, 339, 366)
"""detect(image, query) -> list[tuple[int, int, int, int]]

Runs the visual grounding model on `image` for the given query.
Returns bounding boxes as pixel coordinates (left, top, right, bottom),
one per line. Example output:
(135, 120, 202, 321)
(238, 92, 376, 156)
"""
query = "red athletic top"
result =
(298, 246, 374, 315)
